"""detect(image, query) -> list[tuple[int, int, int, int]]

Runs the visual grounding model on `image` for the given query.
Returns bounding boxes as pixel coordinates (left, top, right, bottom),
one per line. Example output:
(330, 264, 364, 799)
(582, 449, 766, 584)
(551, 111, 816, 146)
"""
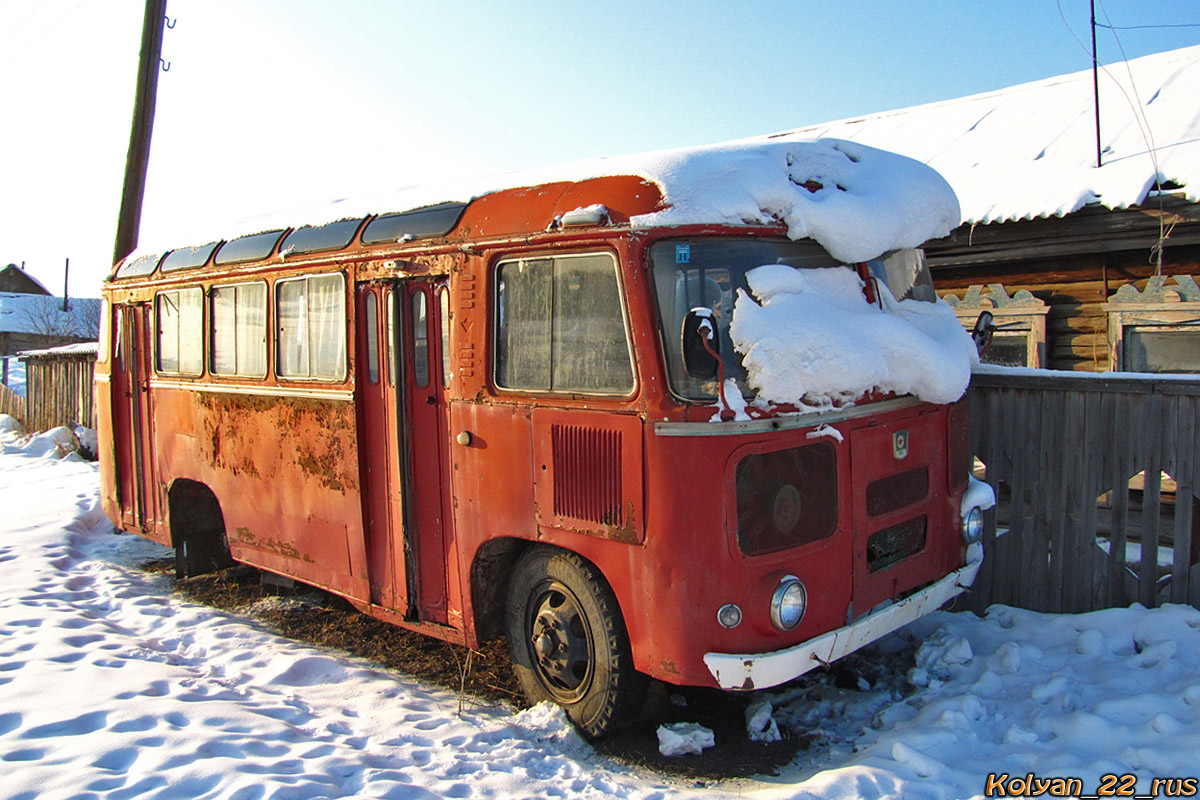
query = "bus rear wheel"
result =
(505, 546, 644, 739)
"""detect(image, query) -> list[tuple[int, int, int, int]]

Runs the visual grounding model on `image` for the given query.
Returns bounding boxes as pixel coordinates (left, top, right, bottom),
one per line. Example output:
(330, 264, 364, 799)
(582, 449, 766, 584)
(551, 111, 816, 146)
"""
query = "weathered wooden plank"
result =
(1060, 390, 1083, 611)
(1018, 388, 1045, 611)
(1170, 396, 1196, 605)
(1039, 389, 1065, 612)
(971, 371, 1200, 397)
(1139, 393, 1164, 608)
(1093, 391, 1116, 608)
(1108, 393, 1134, 607)
(1079, 391, 1103, 612)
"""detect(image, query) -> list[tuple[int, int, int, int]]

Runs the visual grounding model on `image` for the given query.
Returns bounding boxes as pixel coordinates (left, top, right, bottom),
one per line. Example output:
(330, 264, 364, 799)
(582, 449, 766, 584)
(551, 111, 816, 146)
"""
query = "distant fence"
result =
(0, 381, 25, 424)
(20, 346, 97, 433)
(964, 370, 1200, 614)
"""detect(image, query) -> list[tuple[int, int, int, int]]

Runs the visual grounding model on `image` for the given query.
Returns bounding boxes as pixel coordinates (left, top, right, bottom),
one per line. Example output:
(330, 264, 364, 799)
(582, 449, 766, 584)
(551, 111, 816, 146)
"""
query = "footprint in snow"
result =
(2, 748, 44, 762)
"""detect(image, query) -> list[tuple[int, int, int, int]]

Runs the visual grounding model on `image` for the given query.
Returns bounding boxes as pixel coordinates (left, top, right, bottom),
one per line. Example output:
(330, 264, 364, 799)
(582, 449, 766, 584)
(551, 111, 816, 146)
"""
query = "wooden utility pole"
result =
(1091, 0, 1102, 169)
(112, 0, 167, 267)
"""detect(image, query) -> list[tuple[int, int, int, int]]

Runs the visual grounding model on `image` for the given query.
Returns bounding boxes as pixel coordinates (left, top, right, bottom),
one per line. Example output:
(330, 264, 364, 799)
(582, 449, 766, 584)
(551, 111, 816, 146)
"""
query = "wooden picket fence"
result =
(20, 347, 97, 433)
(963, 370, 1200, 614)
(0, 381, 25, 425)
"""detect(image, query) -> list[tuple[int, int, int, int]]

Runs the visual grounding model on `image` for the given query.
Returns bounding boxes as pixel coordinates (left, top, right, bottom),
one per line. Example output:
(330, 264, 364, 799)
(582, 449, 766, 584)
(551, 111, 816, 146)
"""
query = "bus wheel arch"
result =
(167, 479, 234, 579)
(503, 544, 645, 738)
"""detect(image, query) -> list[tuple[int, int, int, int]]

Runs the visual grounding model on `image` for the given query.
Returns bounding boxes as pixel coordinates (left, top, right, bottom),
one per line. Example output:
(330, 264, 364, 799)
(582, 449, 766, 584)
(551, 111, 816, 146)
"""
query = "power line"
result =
(1096, 21, 1200, 31)
(0, 0, 55, 52)
(0, 0, 92, 75)
(1096, 0, 1168, 274)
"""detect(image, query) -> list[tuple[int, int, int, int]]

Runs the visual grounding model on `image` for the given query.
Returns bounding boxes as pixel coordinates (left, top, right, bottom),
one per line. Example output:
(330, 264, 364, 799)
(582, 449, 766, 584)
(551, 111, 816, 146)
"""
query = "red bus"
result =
(96, 138, 988, 737)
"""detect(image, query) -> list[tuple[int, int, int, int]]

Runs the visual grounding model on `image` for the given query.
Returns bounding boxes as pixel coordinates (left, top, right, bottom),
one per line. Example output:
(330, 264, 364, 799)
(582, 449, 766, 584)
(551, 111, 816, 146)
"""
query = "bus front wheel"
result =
(505, 546, 644, 738)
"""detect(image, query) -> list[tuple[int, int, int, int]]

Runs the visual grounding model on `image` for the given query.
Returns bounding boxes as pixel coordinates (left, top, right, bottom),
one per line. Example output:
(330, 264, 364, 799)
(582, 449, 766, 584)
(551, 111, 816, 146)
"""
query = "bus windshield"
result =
(649, 238, 937, 402)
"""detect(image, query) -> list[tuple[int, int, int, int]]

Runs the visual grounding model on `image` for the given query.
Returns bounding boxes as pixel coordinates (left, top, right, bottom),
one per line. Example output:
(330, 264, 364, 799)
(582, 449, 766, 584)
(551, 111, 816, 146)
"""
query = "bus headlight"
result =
(961, 506, 984, 544)
(770, 576, 807, 631)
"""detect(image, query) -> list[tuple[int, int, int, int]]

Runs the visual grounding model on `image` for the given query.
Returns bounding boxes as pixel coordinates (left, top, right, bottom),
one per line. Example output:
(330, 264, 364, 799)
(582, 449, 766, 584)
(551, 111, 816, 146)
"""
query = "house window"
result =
(211, 282, 267, 377)
(156, 288, 203, 375)
(1104, 275, 1200, 373)
(276, 273, 346, 380)
(942, 284, 1049, 368)
(495, 252, 634, 394)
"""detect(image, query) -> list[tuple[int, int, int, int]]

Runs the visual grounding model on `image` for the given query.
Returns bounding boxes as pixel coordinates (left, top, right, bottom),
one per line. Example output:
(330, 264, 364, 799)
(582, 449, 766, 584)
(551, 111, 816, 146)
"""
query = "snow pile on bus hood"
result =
(729, 265, 977, 407)
(618, 137, 961, 264)
(131, 136, 959, 269)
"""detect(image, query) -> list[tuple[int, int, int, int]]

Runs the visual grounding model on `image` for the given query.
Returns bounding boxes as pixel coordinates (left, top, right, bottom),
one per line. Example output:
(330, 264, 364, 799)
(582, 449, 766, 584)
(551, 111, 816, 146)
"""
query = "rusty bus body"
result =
(97, 170, 984, 737)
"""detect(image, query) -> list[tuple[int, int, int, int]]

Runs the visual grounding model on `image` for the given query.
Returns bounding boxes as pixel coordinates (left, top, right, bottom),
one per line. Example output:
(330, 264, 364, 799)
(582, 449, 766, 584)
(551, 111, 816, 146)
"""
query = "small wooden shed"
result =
(18, 342, 98, 432)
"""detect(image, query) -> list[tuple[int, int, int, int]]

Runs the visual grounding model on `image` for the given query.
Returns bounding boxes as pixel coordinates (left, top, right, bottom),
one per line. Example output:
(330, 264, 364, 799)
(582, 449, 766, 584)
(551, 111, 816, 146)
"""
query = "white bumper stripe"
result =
(703, 544, 983, 691)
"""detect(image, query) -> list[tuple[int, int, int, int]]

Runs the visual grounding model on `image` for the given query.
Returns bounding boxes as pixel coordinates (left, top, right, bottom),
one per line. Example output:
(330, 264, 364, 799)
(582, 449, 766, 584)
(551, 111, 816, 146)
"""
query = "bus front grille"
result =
(866, 516, 927, 573)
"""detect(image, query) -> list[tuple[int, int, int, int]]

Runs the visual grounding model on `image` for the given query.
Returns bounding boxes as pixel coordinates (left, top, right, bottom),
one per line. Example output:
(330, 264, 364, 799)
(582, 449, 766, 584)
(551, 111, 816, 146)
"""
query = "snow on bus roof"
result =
(130, 135, 960, 267)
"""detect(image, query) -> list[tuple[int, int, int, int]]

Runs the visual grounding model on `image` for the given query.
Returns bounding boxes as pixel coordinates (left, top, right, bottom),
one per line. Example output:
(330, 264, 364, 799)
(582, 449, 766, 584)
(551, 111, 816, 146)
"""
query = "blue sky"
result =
(2, 0, 1198, 294)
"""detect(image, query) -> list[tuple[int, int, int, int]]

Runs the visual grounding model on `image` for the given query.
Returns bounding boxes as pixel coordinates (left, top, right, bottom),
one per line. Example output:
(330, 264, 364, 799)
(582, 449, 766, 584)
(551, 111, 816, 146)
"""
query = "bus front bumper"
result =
(703, 544, 983, 691)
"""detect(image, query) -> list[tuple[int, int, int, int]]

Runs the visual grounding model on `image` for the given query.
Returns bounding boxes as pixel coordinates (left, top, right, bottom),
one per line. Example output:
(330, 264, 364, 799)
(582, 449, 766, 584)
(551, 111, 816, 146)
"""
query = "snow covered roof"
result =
(0, 263, 51, 296)
(0, 293, 100, 337)
(778, 45, 1200, 225)
(133, 137, 961, 267)
(18, 341, 99, 359)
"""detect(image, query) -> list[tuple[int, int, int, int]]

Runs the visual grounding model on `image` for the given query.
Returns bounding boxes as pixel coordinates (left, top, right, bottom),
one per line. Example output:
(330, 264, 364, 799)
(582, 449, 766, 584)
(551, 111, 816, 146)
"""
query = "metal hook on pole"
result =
(165, 16, 176, 28)
(160, 58, 170, 72)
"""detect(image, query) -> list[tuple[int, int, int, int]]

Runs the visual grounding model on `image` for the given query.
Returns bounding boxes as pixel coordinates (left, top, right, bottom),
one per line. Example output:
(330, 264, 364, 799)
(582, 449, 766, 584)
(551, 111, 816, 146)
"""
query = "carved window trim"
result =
(942, 284, 1049, 368)
(1102, 275, 1200, 373)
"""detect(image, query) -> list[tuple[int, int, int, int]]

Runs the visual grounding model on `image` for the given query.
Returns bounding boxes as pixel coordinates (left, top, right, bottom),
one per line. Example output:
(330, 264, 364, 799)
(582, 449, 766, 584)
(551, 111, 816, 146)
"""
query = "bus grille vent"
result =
(551, 424, 624, 526)
(866, 467, 929, 517)
(867, 516, 927, 573)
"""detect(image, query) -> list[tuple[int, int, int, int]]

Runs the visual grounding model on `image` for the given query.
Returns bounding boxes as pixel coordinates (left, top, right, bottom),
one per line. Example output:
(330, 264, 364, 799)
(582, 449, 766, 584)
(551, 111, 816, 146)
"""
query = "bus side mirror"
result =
(972, 310, 995, 356)
(681, 308, 719, 380)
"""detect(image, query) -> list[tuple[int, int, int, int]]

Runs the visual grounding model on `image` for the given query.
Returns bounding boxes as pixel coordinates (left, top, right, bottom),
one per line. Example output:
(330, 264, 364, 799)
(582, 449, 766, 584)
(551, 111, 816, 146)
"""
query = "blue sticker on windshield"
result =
(675, 244, 691, 264)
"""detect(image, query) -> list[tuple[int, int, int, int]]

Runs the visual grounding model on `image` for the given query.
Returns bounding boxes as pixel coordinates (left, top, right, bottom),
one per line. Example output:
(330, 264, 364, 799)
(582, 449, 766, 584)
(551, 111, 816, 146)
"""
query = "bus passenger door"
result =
(111, 304, 156, 532)
(356, 284, 408, 610)
(401, 279, 453, 625)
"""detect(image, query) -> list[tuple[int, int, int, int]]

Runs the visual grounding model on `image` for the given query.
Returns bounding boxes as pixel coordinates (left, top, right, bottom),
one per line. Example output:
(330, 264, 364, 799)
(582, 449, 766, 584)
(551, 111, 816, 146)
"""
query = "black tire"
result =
(505, 546, 645, 738)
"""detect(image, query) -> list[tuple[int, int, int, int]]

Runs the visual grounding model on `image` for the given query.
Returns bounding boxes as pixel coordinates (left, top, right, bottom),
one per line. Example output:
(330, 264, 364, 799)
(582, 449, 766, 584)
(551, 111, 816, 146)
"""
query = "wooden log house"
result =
(779, 44, 1200, 374)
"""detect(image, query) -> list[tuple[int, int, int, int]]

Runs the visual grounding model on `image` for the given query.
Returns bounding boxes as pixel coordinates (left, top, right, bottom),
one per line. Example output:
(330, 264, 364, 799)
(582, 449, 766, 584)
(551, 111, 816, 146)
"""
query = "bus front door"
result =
(356, 284, 408, 610)
(111, 303, 156, 533)
(399, 280, 454, 626)
(357, 281, 454, 626)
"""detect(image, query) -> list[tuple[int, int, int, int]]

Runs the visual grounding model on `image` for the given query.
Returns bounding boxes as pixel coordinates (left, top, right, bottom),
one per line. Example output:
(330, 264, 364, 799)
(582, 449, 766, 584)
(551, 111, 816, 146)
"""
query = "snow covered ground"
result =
(3, 425, 1200, 799)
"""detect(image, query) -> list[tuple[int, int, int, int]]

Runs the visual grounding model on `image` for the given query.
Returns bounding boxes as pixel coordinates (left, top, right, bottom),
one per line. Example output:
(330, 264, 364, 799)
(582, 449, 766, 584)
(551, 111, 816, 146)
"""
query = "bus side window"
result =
(156, 288, 204, 375)
(364, 292, 380, 385)
(386, 289, 396, 386)
(412, 291, 429, 388)
(495, 253, 633, 394)
(277, 273, 347, 381)
(211, 282, 267, 378)
(439, 287, 450, 388)
(114, 304, 124, 371)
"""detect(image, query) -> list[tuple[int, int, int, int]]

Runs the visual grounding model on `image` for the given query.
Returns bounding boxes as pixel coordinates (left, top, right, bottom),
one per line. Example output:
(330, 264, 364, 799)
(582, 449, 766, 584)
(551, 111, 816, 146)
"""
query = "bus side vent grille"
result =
(551, 424, 624, 527)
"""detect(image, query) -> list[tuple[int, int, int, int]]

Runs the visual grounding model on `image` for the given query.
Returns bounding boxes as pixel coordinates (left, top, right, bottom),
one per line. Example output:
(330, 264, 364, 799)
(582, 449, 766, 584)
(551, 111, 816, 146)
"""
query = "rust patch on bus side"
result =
(197, 392, 357, 493)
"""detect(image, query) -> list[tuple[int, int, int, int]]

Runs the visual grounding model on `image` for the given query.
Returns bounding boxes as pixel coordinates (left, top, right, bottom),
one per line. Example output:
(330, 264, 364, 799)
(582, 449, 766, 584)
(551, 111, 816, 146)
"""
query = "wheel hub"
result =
(527, 585, 593, 699)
